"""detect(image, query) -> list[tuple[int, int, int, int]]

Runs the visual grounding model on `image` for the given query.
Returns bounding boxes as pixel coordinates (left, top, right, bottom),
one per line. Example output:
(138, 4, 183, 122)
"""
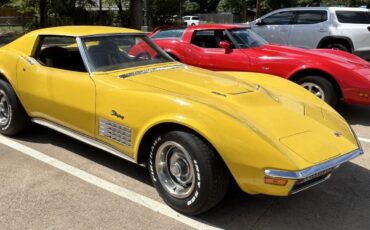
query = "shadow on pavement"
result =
(15, 125, 152, 186)
(196, 163, 370, 229)
(14, 123, 370, 230)
(337, 103, 370, 126)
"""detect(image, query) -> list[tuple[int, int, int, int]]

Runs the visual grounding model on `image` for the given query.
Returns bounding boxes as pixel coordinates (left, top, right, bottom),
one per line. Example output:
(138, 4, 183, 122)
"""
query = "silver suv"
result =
(250, 7, 370, 60)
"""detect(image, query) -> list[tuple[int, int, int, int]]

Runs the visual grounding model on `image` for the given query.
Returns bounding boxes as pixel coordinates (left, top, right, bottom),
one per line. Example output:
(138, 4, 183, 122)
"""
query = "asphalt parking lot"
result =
(0, 103, 369, 230)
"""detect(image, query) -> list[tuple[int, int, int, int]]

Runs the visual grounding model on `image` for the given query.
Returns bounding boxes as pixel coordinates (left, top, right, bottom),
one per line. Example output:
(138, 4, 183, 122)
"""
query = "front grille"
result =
(290, 167, 335, 194)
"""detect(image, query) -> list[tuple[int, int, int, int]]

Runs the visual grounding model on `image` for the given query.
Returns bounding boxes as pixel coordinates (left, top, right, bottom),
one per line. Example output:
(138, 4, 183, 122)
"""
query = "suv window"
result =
(262, 11, 295, 25)
(151, 29, 185, 39)
(34, 36, 86, 72)
(192, 16, 199, 20)
(295, 10, 328, 24)
(336, 11, 370, 24)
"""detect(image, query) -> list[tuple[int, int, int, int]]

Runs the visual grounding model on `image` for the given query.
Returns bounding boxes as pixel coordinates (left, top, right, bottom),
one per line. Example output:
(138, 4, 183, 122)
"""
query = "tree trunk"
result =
(39, 0, 47, 28)
(129, 0, 143, 30)
(116, 0, 124, 26)
(255, 0, 261, 19)
(99, 0, 102, 24)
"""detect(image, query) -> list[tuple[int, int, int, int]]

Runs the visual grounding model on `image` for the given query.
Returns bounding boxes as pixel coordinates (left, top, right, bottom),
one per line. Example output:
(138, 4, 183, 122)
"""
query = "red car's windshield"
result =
(228, 28, 267, 48)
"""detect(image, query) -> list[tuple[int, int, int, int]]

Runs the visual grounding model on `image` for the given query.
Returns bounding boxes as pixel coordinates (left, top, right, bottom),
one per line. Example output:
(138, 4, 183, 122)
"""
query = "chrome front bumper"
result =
(264, 148, 364, 194)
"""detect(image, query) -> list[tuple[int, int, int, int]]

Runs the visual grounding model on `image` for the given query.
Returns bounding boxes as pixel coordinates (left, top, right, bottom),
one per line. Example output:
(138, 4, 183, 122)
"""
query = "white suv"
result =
(250, 7, 370, 60)
(183, 16, 200, 26)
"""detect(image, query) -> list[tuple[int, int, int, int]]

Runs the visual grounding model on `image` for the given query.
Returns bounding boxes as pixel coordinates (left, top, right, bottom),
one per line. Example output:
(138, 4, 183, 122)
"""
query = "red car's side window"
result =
(190, 30, 230, 49)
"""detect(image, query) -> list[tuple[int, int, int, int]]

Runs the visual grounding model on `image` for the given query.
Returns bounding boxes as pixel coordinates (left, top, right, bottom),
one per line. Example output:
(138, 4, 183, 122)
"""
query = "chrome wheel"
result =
(0, 90, 10, 125)
(301, 82, 325, 100)
(155, 141, 195, 199)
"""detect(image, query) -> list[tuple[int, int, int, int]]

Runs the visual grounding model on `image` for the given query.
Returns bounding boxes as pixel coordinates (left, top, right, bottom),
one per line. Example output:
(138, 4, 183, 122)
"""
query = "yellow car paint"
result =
(0, 26, 361, 197)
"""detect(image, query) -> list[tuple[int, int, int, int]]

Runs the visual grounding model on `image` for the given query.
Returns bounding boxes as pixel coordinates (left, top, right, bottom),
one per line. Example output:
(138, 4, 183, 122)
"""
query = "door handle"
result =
(318, 29, 327, 33)
(280, 29, 289, 32)
(23, 56, 36, 65)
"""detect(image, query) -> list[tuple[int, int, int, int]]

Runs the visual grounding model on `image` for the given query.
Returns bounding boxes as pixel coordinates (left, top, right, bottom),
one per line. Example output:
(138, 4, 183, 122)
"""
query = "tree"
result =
(129, 0, 143, 29)
(103, 0, 128, 26)
(151, 0, 181, 17)
(8, 0, 38, 14)
(194, 0, 219, 13)
(256, 0, 260, 17)
(183, 0, 200, 13)
(39, 0, 46, 27)
(116, 0, 125, 26)
(0, 0, 11, 7)
(317, 0, 368, 6)
(98, 0, 102, 24)
(217, 0, 255, 14)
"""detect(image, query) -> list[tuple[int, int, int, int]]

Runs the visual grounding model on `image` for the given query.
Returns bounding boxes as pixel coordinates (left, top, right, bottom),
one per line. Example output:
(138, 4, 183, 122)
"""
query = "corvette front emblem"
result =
(334, 131, 342, 137)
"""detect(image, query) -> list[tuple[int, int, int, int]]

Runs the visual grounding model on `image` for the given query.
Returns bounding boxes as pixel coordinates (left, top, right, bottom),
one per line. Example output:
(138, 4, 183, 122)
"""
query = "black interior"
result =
(37, 46, 86, 72)
(87, 40, 130, 69)
(191, 30, 231, 49)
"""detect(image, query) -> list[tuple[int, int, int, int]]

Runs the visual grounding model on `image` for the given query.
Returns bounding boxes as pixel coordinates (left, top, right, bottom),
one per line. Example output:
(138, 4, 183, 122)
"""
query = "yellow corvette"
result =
(0, 26, 363, 215)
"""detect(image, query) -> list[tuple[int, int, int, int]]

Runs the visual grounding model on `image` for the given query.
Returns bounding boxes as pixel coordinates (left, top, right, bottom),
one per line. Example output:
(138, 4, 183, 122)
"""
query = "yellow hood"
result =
(106, 65, 358, 164)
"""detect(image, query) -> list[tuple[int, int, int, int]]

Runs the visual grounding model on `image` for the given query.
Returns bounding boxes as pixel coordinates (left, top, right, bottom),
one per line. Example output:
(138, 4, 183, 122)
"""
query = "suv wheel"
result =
(323, 43, 350, 52)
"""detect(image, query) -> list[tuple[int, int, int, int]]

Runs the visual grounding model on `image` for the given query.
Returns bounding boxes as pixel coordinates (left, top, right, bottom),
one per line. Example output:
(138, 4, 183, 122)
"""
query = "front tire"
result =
(0, 80, 29, 136)
(297, 76, 338, 107)
(148, 130, 229, 215)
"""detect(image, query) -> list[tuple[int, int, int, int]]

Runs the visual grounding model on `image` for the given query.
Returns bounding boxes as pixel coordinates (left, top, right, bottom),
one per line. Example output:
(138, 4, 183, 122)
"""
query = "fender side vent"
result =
(99, 118, 132, 147)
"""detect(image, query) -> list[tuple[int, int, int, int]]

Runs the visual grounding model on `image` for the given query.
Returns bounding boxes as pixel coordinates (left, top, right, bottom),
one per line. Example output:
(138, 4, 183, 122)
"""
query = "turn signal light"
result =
(359, 93, 369, 98)
(264, 176, 288, 186)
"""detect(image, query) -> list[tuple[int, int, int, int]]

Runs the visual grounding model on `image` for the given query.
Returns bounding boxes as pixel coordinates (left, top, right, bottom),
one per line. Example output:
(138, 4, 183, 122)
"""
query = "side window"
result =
(191, 30, 231, 48)
(151, 29, 185, 39)
(336, 11, 370, 24)
(262, 11, 295, 25)
(34, 36, 86, 72)
(295, 10, 328, 24)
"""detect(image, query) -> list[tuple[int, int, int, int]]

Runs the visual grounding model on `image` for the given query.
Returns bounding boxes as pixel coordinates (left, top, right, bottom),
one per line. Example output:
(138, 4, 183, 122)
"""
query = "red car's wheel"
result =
(297, 76, 338, 107)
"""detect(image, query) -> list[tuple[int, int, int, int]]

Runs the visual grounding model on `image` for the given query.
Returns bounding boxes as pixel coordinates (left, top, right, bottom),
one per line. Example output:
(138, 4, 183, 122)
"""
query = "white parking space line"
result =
(0, 135, 220, 230)
(359, 137, 370, 144)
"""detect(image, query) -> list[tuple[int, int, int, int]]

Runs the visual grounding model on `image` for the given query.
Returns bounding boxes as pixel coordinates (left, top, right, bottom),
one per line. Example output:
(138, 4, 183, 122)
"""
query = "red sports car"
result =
(148, 24, 370, 106)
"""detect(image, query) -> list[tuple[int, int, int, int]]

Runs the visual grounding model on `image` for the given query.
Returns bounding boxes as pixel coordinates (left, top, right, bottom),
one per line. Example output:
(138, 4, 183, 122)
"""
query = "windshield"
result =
(228, 28, 267, 48)
(81, 34, 173, 72)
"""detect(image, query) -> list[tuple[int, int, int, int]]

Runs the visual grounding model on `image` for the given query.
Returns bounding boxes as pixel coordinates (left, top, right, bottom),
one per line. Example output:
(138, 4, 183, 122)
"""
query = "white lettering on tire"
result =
(149, 136, 162, 182)
(187, 160, 200, 206)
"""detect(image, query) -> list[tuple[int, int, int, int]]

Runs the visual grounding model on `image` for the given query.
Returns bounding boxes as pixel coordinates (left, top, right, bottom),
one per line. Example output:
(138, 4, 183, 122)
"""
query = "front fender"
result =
(128, 90, 304, 195)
